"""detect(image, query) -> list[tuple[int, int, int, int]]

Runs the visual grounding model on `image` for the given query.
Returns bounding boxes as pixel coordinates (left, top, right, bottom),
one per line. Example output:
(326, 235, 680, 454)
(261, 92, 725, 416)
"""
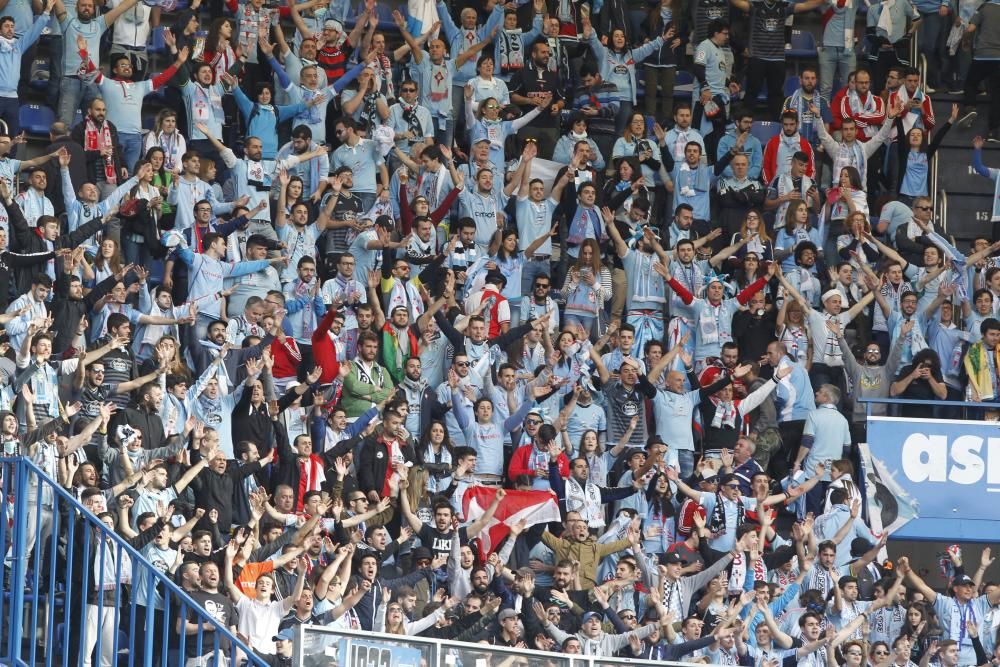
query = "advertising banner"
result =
(864, 416, 1000, 541)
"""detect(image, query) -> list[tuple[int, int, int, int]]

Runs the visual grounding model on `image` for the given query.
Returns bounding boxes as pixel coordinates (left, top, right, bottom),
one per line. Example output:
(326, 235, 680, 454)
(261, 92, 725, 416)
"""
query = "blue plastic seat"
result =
(783, 75, 800, 98)
(786, 29, 817, 58)
(148, 26, 167, 54)
(750, 120, 781, 146)
(29, 58, 49, 92)
(674, 70, 694, 101)
(19, 105, 55, 136)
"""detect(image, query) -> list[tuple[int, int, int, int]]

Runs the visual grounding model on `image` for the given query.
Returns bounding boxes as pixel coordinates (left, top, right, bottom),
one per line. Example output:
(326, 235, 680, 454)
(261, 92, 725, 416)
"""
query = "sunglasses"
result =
(914, 205, 932, 211)
(620, 615, 636, 620)
(455, 361, 471, 367)
(725, 484, 740, 489)
(525, 419, 543, 426)
(535, 283, 550, 289)
(485, 104, 499, 109)
(401, 88, 416, 92)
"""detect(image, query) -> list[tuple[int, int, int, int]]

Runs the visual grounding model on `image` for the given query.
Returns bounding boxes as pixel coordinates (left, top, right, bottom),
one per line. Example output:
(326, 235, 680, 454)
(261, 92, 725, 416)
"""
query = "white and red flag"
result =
(462, 486, 561, 554)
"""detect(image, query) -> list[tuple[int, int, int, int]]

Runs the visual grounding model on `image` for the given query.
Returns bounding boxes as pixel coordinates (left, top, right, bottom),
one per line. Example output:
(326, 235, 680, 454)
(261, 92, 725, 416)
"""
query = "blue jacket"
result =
(0, 12, 49, 97)
(232, 60, 305, 160)
(437, 1, 504, 83)
(587, 31, 665, 104)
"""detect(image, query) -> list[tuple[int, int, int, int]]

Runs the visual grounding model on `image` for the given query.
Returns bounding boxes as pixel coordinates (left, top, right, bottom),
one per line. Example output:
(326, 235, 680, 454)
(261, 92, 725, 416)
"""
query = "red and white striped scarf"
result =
(84, 117, 117, 184)
(296, 455, 325, 511)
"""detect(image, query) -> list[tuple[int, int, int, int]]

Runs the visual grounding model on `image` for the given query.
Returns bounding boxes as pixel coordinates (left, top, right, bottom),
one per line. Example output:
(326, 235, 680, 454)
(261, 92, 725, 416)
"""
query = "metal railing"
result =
(293, 625, 712, 667)
(858, 395, 977, 420)
(2, 456, 268, 667)
(938, 188, 949, 235)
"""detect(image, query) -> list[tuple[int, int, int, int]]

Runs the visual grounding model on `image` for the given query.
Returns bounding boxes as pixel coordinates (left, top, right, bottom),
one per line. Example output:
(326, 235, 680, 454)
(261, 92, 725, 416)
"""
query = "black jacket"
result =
(269, 419, 344, 504)
(0, 249, 56, 311)
(69, 118, 125, 187)
(5, 197, 108, 294)
(109, 404, 166, 451)
(188, 450, 264, 530)
(232, 383, 313, 458)
(50, 269, 118, 354)
(42, 137, 88, 217)
(356, 433, 416, 497)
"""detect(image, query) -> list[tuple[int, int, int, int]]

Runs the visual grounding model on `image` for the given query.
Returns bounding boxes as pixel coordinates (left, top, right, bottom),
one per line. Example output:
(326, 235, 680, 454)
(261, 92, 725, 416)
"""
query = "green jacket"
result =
(341, 361, 394, 418)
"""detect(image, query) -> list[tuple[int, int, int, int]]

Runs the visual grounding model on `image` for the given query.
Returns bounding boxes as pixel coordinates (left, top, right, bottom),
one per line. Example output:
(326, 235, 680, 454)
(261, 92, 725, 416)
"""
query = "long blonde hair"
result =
(406, 466, 429, 512)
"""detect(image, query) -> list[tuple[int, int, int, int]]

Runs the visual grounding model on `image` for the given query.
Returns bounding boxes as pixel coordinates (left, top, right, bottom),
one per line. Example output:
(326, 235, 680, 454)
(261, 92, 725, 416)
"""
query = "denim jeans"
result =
(521, 257, 551, 294)
(433, 117, 455, 152)
(356, 191, 376, 216)
(0, 97, 19, 138)
(118, 132, 143, 176)
(918, 11, 947, 87)
(677, 449, 695, 479)
(818, 45, 856, 101)
(123, 233, 150, 267)
(47, 36, 63, 110)
(57, 76, 100, 125)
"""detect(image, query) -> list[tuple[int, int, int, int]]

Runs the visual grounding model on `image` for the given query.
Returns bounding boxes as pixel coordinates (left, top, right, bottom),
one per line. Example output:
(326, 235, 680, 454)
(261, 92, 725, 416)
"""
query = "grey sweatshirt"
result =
(838, 334, 904, 423)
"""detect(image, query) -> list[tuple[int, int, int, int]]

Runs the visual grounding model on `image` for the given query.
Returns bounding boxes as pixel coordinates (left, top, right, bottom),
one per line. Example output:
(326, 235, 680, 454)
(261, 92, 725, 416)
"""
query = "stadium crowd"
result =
(4, 0, 1000, 663)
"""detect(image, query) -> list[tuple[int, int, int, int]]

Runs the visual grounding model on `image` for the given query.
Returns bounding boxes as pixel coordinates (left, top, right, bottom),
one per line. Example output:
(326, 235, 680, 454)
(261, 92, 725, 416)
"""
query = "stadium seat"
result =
(29, 58, 49, 92)
(674, 70, 694, 101)
(149, 26, 167, 55)
(751, 120, 781, 146)
(784, 75, 800, 98)
(786, 30, 817, 59)
(19, 105, 55, 136)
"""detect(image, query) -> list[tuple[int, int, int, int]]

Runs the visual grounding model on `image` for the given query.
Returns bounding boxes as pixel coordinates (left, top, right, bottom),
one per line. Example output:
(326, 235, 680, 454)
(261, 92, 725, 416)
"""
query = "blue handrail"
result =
(4, 456, 269, 667)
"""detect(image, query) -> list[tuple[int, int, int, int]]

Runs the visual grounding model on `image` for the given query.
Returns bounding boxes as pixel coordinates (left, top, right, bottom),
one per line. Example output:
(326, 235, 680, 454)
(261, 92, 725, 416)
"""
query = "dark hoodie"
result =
(171, 10, 199, 52)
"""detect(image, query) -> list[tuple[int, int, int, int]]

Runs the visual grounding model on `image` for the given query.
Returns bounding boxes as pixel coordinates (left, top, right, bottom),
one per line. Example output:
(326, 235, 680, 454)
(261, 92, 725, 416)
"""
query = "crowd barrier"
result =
(0, 457, 267, 667)
(294, 624, 710, 667)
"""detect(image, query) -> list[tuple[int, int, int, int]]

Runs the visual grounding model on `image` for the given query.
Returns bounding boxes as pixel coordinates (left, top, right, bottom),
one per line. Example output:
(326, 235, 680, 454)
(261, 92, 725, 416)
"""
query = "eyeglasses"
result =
(845, 651, 863, 657)
(485, 104, 499, 109)
(914, 205, 932, 211)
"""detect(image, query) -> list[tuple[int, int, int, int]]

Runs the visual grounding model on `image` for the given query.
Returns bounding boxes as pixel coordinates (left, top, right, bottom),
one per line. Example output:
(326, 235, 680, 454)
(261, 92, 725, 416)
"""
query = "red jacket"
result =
(833, 90, 887, 141)
(887, 89, 935, 135)
(762, 134, 815, 184)
(311, 309, 342, 384)
(508, 444, 570, 482)
(270, 336, 301, 381)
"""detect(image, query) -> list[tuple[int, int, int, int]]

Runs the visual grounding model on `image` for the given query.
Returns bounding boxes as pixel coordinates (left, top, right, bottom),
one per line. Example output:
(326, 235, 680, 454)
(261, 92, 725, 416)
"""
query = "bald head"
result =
(49, 122, 69, 140)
